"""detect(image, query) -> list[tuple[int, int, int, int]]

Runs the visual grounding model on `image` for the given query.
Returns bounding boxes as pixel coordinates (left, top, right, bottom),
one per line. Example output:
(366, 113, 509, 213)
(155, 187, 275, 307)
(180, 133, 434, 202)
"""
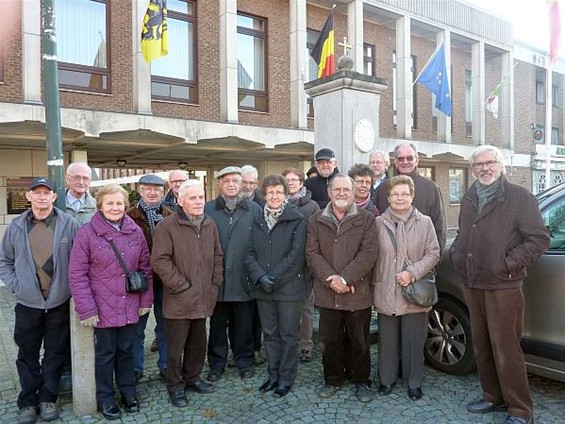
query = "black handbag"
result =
(107, 239, 148, 293)
(384, 225, 438, 307)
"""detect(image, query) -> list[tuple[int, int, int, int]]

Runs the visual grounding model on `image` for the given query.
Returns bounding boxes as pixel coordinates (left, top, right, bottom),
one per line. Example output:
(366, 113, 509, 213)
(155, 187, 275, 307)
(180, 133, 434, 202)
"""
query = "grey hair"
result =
(178, 180, 204, 199)
(470, 145, 507, 174)
(328, 173, 355, 190)
(66, 162, 92, 175)
(393, 142, 418, 158)
(369, 150, 390, 166)
(240, 165, 259, 180)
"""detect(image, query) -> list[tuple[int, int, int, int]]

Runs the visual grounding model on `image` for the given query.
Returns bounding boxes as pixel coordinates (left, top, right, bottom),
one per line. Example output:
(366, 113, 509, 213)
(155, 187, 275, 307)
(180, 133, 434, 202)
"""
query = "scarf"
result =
(264, 199, 288, 231)
(475, 177, 502, 213)
(354, 195, 372, 210)
(177, 207, 204, 232)
(386, 206, 413, 272)
(139, 199, 164, 233)
(288, 186, 306, 204)
(222, 193, 243, 213)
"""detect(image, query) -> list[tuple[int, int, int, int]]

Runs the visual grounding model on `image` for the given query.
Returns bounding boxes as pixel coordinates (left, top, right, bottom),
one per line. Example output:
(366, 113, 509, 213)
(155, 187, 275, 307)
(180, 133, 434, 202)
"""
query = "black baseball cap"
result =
(28, 177, 55, 191)
(315, 148, 335, 161)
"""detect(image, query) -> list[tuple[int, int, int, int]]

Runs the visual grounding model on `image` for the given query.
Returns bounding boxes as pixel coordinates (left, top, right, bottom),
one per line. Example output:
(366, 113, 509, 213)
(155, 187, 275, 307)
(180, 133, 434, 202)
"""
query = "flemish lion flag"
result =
(310, 12, 335, 78)
(141, 0, 168, 63)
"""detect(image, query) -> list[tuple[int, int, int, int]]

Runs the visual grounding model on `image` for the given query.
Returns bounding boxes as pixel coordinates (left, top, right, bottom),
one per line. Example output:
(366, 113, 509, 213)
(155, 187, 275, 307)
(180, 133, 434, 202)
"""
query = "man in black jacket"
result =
(304, 148, 339, 209)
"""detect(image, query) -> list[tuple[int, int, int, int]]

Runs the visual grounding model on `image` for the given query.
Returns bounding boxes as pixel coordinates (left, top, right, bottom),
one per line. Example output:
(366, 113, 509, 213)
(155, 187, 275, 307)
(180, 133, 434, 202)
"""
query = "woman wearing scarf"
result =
(245, 175, 307, 397)
(373, 176, 440, 401)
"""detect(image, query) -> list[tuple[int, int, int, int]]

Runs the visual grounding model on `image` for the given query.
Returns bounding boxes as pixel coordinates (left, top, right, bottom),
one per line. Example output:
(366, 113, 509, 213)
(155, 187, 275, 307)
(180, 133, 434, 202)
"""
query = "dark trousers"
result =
(94, 324, 136, 405)
(133, 312, 149, 374)
(153, 285, 167, 370)
(207, 301, 255, 372)
(14, 301, 70, 409)
(378, 312, 427, 389)
(318, 307, 371, 386)
(164, 318, 207, 392)
(252, 300, 262, 352)
(463, 286, 533, 418)
(257, 299, 302, 386)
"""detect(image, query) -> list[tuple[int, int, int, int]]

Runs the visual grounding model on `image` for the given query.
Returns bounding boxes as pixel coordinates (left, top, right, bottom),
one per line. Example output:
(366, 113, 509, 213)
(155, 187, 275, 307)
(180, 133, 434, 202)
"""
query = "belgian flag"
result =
(141, 0, 169, 63)
(310, 12, 335, 78)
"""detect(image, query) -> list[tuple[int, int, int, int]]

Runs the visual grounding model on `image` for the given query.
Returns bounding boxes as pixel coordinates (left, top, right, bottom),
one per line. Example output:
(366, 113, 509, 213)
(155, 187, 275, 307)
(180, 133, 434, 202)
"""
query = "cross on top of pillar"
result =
(338, 37, 352, 57)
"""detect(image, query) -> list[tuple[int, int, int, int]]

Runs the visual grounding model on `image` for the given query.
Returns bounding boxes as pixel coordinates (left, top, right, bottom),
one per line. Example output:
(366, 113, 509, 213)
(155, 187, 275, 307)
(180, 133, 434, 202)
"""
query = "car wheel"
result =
(424, 297, 475, 375)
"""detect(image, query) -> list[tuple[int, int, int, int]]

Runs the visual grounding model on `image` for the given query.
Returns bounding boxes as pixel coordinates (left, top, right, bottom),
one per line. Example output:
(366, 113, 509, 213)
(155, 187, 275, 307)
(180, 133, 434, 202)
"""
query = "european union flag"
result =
(416, 44, 452, 116)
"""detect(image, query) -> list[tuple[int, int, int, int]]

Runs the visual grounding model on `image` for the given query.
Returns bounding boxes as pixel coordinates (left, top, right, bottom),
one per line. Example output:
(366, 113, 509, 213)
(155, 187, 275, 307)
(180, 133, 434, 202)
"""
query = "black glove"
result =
(259, 275, 276, 293)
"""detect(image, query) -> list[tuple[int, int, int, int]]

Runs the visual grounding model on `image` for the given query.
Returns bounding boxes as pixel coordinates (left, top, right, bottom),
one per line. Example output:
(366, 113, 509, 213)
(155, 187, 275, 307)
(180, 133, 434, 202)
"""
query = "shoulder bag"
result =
(107, 239, 148, 293)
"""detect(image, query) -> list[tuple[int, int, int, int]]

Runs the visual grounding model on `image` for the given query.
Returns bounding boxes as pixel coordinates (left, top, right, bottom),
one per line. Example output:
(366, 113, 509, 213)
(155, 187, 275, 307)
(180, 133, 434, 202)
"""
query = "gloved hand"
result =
(259, 275, 276, 293)
(80, 315, 99, 327)
(139, 308, 151, 316)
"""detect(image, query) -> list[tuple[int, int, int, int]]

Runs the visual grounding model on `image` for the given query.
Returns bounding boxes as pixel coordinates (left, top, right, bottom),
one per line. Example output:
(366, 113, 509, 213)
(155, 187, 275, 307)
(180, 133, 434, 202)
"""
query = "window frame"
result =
(536, 80, 545, 105)
(363, 43, 375, 76)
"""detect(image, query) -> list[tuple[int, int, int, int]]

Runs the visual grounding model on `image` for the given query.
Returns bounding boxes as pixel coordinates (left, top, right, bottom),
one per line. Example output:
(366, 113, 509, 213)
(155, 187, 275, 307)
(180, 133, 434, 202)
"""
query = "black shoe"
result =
(121, 395, 139, 413)
(408, 387, 422, 401)
(207, 369, 224, 382)
(240, 368, 255, 379)
(273, 384, 291, 397)
(186, 380, 214, 394)
(378, 382, 396, 395)
(467, 399, 508, 414)
(259, 379, 278, 393)
(98, 403, 121, 420)
(169, 390, 188, 408)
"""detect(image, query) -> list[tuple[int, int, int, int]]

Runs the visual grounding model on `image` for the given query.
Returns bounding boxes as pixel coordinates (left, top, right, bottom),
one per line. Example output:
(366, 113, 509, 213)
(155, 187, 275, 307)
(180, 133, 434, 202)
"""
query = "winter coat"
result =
(373, 207, 440, 316)
(162, 189, 178, 211)
(288, 189, 320, 220)
(65, 190, 96, 225)
(151, 210, 223, 319)
(450, 176, 549, 290)
(304, 168, 339, 209)
(0, 207, 80, 310)
(245, 203, 307, 302)
(305, 204, 377, 311)
(69, 211, 153, 328)
(205, 196, 262, 301)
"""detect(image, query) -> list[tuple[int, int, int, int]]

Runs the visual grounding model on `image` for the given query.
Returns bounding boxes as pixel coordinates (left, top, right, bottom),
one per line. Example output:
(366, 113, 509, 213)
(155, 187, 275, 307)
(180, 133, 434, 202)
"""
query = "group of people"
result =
(0, 141, 548, 424)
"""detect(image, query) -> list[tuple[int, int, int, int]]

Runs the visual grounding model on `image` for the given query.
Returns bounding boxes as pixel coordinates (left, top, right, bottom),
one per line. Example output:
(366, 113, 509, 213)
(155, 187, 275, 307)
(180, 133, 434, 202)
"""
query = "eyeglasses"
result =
(265, 190, 286, 197)
(68, 175, 91, 182)
(169, 179, 187, 185)
(354, 179, 372, 186)
(396, 156, 415, 162)
(285, 178, 301, 183)
(331, 188, 352, 194)
(389, 192, 412, 199)
(220, 178, 241, 184)
(472, 160, 499, 169)
(139, 187, 163, 193)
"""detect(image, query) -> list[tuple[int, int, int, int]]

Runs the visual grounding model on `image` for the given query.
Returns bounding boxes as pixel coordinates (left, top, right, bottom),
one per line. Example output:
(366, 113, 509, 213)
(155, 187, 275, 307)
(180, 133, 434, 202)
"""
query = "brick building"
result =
(0, 0, 563, 236)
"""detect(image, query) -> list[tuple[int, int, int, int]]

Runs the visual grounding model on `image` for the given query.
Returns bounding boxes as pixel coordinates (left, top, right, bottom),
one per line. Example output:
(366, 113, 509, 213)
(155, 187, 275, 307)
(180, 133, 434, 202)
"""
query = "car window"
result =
(541, 196, 565, 251)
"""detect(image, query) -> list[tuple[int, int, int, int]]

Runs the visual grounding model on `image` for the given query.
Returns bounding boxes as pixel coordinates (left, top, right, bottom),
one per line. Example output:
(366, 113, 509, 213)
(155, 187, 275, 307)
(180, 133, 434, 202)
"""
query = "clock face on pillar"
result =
(354, 119, 375, 153)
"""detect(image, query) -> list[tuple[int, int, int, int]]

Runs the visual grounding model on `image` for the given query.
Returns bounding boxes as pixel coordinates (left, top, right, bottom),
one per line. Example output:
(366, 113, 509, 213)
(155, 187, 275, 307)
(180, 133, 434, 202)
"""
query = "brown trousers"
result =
(463, 286, 533, 418)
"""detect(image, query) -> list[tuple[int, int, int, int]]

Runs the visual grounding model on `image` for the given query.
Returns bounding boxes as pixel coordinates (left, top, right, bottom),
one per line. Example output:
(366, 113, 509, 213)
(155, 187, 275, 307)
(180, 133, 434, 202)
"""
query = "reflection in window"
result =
(449, 168, 467, 204)
(55, 0, 109, 92)
(151, 0, 196, 103)
(237, 13, 267, 112)
(542, 195, 565, 251)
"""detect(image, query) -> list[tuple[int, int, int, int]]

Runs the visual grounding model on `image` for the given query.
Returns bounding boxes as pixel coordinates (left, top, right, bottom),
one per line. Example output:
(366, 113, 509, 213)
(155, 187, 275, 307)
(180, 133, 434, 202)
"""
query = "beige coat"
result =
(373, 207, 440, 316)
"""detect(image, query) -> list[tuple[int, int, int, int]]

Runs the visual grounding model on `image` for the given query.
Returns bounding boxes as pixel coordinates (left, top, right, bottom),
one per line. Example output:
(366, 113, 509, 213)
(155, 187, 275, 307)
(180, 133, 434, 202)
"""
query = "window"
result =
(418, 166, 435, 181)
(552, 85, 559, 108)
(151, 0, 197, 103)
(541, 192, 565, 250)
(554, 173, 563, 185)
(449, 168, 467, 204)
(237, 13, 267, 112)
(55, 0, 110, 92)
(392, 51, 415, 128)
(537, 174, 547, 194)
(552, 127, 560, 145)
(464, 70, 472, 137)
(363, 43, 375, 76)
(536, 80, 545, 104)
(306, 29, 320, 117)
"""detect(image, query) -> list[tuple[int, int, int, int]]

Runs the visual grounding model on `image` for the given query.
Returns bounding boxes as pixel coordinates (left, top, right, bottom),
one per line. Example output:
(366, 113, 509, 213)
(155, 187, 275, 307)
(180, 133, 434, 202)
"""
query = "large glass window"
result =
(55, 0, 109, 92)
(449, 168, 467, 204)
(151, 0, 196, 103)
(237, 13, 267, 112)
(541, 193, 565, 250)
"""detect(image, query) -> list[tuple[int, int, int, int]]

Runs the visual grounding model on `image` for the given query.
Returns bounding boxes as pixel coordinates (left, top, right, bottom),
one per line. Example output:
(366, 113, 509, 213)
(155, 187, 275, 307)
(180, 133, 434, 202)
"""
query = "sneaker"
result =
(318, 384, 340, 398)
(17, 406, 37, 424)
(299, 350, 312, 363)
(150, 339, 159, 352)
(355, 384, 374, 402)
(38, 402, 59, 421)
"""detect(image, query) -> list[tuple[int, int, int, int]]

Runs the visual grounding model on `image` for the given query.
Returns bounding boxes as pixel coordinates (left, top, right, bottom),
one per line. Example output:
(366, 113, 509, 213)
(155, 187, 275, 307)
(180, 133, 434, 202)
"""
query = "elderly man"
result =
(369, 150, 390, 204)
(65, 162, 96, 224)
(450, 146, 549, 424)
(240, 165, 265, 207)
(126, 174, 172, 383)
(163, 170, 188, 210)
(205, 166, 262, 382)
(374, 142, 446, 252)
(0, 178, 80, 424)
(152, 180, 223, 408)
(304, 148, 339, 208)
(348, 163, 379, 216)
(306, 173, 377, 403)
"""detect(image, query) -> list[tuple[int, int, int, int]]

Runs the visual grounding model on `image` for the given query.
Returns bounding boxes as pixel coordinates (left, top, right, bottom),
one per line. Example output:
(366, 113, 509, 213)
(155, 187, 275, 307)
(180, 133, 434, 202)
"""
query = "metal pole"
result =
(41, 0, 65, 209)
(545, 61, 553, 189)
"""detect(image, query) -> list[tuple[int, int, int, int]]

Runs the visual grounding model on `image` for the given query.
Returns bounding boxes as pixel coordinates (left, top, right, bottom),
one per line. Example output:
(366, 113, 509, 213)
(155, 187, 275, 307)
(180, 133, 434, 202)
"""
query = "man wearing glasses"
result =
(65, 162, 96, 224)
(163, 170, 188, 210)
(305, 148, 339, 209)
(373, 142, 446, 252)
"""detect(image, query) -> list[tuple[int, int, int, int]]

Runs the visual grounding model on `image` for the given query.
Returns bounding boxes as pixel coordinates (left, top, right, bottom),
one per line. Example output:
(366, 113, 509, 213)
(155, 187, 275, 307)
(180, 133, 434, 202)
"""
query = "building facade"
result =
(0, 0, 564, 236)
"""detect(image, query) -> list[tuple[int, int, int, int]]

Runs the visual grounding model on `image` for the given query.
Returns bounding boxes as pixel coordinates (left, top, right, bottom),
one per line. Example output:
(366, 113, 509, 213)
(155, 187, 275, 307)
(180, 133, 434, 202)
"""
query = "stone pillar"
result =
(472, 40, 486, 145)
(289, 0, 308, 129)
(219, 0, 239, 123)
(396, 16, 411, 139)
(436, 31, 451, 143)
(501, 51, 514, 150)
(304, 70, 388, 172)
(133, 0, 152, 115)
(22, 0, 42, 104)
(347, 0, 364, 74)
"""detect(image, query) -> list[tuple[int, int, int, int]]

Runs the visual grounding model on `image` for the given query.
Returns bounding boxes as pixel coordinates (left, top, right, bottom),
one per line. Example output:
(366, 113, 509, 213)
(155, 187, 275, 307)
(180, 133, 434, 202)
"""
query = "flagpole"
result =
(412, 42, 443, 86)
(545, 60, 553, 188)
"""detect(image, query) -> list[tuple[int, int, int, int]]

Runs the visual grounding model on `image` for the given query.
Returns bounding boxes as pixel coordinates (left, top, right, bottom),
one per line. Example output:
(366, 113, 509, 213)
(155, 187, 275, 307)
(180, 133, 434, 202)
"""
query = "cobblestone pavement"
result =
(0, 286, 564, 423)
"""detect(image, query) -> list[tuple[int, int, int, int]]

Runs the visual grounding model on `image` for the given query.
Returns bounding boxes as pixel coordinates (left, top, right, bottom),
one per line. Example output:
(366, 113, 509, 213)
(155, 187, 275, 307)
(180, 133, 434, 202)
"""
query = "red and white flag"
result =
(549, 0, 562, 63)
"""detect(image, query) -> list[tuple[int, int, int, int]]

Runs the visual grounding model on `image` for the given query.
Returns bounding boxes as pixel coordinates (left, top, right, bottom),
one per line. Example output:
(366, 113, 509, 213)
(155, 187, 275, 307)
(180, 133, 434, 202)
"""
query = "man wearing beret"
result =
(127, 174, 173, 383)
(304, 148, 339, 209)
(0, 177, 81, 424)
(205, 166, 262, 382)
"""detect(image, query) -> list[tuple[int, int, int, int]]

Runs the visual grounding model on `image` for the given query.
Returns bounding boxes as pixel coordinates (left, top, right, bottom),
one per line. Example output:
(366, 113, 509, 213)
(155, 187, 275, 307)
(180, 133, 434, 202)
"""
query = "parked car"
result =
(425, 182, 565, 382)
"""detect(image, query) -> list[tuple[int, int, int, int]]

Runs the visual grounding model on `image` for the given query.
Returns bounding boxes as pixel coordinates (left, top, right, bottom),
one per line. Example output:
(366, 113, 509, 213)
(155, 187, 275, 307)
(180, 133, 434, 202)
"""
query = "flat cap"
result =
(217, 166, 242, 179)
(139, 174, 165, 186)
(28, 177, 55, 191)
(315, 148, 335, 161)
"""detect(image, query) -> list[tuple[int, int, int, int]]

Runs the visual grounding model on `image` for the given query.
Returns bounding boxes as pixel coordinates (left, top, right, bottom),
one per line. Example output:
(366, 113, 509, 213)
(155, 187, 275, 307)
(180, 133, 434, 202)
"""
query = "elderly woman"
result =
(69, 184, 153, 420)
(245, 175, 307, 397)
(373, 175, 440, 401)
(281, 168, 319, 363)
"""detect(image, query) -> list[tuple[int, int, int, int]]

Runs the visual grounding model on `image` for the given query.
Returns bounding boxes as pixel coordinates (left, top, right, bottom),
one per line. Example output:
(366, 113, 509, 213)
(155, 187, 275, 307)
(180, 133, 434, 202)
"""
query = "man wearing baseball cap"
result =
(305, 148, 339, 208)
(0, 177, 81, 424)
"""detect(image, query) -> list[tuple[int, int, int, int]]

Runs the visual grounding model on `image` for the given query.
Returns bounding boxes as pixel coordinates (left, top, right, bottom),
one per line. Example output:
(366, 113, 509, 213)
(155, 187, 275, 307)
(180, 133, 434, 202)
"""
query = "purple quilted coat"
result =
(69, 211, 153, 328)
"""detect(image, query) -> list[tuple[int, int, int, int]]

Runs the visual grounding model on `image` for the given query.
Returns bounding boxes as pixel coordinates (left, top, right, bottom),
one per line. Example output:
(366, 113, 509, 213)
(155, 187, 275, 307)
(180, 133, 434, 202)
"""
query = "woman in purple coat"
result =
(69, 184, 153, 421)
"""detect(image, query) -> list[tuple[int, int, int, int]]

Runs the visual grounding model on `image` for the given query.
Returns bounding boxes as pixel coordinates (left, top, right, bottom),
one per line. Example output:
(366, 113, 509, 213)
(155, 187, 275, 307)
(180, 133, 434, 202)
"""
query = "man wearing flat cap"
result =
(127, 174, 173, 383)
(0, 177, 81, 424)
(204, 166, 262, 382)
(305, 148, 339, 208)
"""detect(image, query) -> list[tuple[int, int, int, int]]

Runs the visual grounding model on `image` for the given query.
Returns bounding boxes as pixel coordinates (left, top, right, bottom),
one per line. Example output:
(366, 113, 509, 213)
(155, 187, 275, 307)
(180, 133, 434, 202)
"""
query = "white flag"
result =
(485, 83, 501, 119)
